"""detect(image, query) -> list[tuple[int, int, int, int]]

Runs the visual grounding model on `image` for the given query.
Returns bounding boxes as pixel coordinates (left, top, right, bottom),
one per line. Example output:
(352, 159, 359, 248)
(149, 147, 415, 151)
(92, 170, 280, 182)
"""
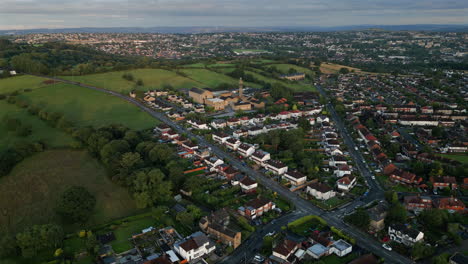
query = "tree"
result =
(176, 211, 195, 227)
(152, 206, 169, 222)
(0, 233, 17, 258)
(419, 209, 448, 231)
(56, 186, 96, 223)
(432, 255, 448, 264)
(16, 224, 64, 258)
(386, 203, 407, 224)
(120, 152, 143, 172)
(133, 169, 172, 208)
(339, 67, 350, 74)
(298, 117, 312, 132)
(100, 139, 130, 166)
(166, 160, 186, 188)
(148, 144, 174, 164)
(411, 242, 434, 260)
(344, 209, 370, 230)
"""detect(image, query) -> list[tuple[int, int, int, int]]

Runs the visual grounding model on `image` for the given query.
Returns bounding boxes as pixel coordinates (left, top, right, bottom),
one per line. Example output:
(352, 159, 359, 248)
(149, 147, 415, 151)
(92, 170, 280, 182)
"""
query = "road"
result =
(35, 76, 411, 264)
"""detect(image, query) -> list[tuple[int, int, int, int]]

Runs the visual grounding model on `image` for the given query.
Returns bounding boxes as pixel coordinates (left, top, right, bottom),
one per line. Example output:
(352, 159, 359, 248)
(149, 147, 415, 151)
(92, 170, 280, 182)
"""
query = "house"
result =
(430, 176, 458, 190)
(404, 195, 433, 211)
(155, 124, 172, 133)
(336, 175, 356, 191)
(272, 239, 299, 261)
(199, 209, 242, 249)
(174, 232, 215, 261)
(283, 171, 307, 186)
(237, 143, 255, 157)
(239, 176, 258, 193)
(211, 119, 227, 129)
(329, 155, 347, 167)
(306, 182, 336, 200)
(204, 156, 224, 171)
(329, 240, 352, 257)
(212, 132, 230, 144)
(250, 150, 271, 165)
(238, 198, 275, 220)
(225, 138, 241, 151)
(367, 202, 388, 232)
(219, 166, 239, 180)
(388, 224, 424, 246)
(187, 120, 210, 130)
(434, 197, 466, 212)
(389, 169, 421, 185)
(163, 130, 180, 139)
(265, 159, 288, 175)
(334, 165, 351, 177)
(306, 243, 328, 259)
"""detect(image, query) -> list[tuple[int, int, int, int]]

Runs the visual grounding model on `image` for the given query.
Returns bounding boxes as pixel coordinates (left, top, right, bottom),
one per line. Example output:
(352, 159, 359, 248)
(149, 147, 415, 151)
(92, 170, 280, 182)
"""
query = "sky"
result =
(0, 0, 467, 30)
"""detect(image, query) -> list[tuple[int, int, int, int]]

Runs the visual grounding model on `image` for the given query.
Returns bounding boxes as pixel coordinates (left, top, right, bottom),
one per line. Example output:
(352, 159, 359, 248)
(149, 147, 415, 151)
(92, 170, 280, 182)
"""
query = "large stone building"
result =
(189, 87, 213, 104)
(199, 209, 242, 249)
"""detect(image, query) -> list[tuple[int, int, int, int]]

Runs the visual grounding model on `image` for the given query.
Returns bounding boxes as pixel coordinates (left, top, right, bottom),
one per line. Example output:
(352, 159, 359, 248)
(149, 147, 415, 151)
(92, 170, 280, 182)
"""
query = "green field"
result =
(269, 63, 315, 76)
(438, 153, 468, 165)
(233, 49, 269, 53)
(0, 150, 138, 235)
(0, 75, 49, 94)
(245, 69, 315, 91)
(0, 100, 75, 151)
(180, 68, 260, 89)
(17, 83, 156, 130)
(61, 69, 203, 93)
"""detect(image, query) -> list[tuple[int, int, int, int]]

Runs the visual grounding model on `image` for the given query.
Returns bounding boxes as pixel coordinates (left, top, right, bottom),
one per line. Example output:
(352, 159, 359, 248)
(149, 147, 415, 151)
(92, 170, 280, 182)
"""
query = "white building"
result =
(264, 159, 288, 175)
(237, 143, 255, 157)
(306, 182, 336, 200)
(283, 170, 307, 186)
(337, 176, 357, 192)
(174, 232, 215, 262)
(388, 224, 424, 246)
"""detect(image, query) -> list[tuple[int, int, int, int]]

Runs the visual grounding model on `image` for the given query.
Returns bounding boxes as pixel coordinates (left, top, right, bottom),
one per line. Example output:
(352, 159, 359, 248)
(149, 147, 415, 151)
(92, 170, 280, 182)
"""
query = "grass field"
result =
(180, 68, 260, 89)
(61, 69, 203, 93)
(319, 62, 365, 74)
(17, 83, 156, 130)
(245, 69, 315, 91)
(0, 150, 138, 236)
(0, 75, 49, 94)
(0, 100, 75, 151)
(438, 153, 468, 165)
(268, 63, 315, 76)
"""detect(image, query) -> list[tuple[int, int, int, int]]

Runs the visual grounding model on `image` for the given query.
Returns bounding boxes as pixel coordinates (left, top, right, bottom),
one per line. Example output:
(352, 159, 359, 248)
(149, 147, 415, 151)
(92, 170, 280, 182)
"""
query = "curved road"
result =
(35, 75, 411, 264)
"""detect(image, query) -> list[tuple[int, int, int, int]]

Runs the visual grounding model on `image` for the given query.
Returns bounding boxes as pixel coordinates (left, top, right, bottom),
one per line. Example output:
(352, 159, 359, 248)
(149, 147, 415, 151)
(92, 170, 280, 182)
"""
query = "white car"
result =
(382, 244, 392, 251)
(266, 231, 276, 236)
(371, 176, 376, 180)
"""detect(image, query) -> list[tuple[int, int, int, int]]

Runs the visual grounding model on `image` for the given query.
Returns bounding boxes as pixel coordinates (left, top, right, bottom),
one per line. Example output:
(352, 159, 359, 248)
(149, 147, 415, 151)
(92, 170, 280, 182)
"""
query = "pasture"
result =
(17, 83, 157, 130)
(0, 150, 138, 236)
(0, 75, 50, 94)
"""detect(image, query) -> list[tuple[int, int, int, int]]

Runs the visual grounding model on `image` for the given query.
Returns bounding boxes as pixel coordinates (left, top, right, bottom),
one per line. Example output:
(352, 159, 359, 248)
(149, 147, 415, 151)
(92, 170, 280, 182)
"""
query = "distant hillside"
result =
(1, 24, 467, 35)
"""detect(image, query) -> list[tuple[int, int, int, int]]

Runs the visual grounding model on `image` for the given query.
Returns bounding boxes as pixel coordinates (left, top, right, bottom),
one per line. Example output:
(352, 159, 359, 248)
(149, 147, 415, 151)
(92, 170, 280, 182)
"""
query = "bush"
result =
(6, 96, 16, 104)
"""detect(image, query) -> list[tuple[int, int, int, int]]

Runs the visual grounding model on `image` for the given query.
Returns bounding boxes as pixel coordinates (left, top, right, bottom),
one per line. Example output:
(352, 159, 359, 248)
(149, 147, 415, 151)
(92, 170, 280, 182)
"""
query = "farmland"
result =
(0, 100, 75, 151)
(17, 83, 156, 130)
(0, 150, 138, 236)
(180, 68, 260, 89)
(0, 75, 50, 94)
(61, 68, 204, 93)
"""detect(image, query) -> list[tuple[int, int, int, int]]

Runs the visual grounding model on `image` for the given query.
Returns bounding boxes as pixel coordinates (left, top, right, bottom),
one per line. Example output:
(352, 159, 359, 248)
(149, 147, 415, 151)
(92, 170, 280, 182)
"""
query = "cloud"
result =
(0, 0, 467, 30)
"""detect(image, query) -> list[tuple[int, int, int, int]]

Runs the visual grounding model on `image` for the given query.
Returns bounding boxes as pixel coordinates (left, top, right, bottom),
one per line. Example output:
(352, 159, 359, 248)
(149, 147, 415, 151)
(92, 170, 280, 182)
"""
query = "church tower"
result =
(238, 78, 243, 98)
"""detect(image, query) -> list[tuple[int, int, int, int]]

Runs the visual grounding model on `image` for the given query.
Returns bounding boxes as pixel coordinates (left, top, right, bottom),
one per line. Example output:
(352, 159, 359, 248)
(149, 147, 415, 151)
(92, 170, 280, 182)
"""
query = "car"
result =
(266, 231, 276, 236)
(371, 176, 376, 180)
(382, 243, 392, 251)
(254, 255, 264, 262)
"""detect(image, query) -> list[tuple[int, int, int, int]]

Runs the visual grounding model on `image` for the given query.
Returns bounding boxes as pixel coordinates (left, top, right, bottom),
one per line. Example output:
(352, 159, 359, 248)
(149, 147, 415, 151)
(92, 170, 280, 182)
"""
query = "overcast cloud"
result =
(0, 0, 467, 30)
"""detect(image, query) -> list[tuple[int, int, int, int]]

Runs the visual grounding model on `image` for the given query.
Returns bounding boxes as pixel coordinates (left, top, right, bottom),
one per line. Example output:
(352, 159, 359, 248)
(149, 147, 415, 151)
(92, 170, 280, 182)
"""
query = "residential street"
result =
(38, 75, 412, 264)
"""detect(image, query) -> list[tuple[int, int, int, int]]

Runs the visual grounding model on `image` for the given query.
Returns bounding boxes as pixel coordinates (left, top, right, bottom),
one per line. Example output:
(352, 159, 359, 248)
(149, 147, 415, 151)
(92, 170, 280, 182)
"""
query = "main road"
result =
(34, 75, 411, 264)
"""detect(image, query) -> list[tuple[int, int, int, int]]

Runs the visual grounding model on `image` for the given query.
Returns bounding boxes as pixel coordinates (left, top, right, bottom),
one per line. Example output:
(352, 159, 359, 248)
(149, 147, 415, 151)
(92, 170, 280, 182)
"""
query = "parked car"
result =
(382, 244, 392, 251)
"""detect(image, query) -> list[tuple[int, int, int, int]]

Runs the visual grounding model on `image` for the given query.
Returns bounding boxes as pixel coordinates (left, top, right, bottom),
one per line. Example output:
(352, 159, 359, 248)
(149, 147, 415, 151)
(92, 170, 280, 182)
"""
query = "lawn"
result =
(0, 150, 138, 236)
(17, 83, 157, 130)
(316, 253, 359, 264)
(311, 197, 350, 210)
(438, 153, 468, 165)
(61, 68, 203, 93)
(0, 100, 75, 151)
(0, 75, 50, 94)
(319, 62, 365, 75)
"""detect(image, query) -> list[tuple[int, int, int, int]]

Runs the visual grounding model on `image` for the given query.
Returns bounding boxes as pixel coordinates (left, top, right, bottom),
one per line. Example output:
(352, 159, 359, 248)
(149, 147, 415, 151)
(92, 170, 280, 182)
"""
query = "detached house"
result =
(237, 143, 255, 157)
(212, 132, 230, 144)
(389, 169, 421, 185)
(306, 182, 336, 201)
(250, 150, 271, 165)
(239, 176, 258, 193)
(283, 171, 307, 186)
(225, 138, 241, 151)
(337, 175, 356, 191)
(434, 197, 466, 212)
(272, 239, 299, 262)
(174, 232, 215, 262)
(265, 159, 288, 175)
(334, 165, 351, 177)
(404, 195, 433, 211)
(238, 198, 275, 220)
(367, 202, 388, 232)
(388, 224, 424, 246)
